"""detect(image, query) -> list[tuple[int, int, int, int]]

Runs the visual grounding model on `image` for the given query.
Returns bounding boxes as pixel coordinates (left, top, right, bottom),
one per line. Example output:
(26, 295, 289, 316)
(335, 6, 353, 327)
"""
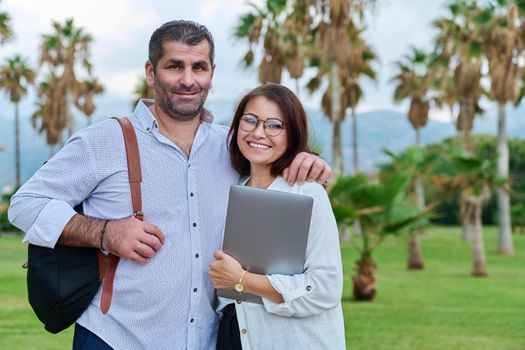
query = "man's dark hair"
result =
(228, 83, 312, 177)
(149, 20, 215, 68)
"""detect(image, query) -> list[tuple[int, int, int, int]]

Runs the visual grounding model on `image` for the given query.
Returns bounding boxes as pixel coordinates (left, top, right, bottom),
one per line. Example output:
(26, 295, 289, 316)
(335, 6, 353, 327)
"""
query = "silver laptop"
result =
(217, 185, 313, 304)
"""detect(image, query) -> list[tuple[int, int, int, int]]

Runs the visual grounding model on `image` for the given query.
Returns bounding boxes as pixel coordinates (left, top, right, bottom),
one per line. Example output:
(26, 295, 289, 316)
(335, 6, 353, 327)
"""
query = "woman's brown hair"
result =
(228, 83, 311, 176)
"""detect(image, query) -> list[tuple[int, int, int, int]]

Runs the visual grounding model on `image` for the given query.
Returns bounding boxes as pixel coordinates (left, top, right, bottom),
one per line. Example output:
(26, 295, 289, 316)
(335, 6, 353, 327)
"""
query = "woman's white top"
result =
(224, 176, 345, 350)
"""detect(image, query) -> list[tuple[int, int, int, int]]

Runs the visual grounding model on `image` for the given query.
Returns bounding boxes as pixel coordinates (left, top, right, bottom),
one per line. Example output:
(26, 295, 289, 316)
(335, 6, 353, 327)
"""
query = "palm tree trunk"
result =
(472, 203, 488, 276)
(415, 126, 421, 147)
(331, 64, 343, 176)
(351, 107, 358, 174)
(350, 106, 362, 237)
(353, 254, 376, 301)
(332, 121, 343, 178)
(496, 102, 514, 255)
(459, 101, 473, 241)
(461, 198, 475, 242)
(458, 101, 466, 147)
(66, 90, 75, 138)
(49, 146, 55, 158)
(14, 102, 21, 187)
(463, 103, 473, 153)
(407, 232, 424, 269)
(408, 175, 425, 269)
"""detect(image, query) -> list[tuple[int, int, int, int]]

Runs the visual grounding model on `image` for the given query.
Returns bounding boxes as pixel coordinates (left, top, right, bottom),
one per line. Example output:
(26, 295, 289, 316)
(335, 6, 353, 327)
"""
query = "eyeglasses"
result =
(239, 113, 285, 137)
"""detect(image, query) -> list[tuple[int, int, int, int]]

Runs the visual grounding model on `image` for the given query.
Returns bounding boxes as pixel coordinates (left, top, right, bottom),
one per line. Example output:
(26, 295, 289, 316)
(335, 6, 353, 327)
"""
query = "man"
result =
(9, 20, 331, 350)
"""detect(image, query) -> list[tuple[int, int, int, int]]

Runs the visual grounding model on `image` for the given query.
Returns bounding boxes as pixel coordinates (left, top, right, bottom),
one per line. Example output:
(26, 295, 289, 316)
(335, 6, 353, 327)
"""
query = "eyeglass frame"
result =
(239, 113, 286, 137)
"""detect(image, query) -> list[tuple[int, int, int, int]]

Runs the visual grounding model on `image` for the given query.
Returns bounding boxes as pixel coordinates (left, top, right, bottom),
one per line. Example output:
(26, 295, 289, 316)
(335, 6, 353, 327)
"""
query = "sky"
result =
(0, 0, 451, 121)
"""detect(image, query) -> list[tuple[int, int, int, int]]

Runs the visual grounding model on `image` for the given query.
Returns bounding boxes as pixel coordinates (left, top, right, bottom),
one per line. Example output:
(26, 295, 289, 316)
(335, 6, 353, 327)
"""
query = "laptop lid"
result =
(217, 184, 313, 304)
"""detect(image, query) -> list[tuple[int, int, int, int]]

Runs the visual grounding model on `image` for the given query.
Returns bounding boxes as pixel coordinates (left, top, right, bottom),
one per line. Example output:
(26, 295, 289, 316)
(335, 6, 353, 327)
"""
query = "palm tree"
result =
(433, 0, 492, 242)
(433, 0, 489, 153)
(0, 0, 12, 44)
(380, 147, 438, 270)
(392, 47, 433, 147)
(37, 18, 94, 144)
(329, 171, 431, 300)
(233, 0, 291, 84)
(313, 1, 359, 176)
(75, 77, 104, 126)
(0, 55, 36, 187)
(482, 3, 524, 255)
(432, 151, 506, 276)
(305, 2, 376, 176)
(32, 72, 68, 147)
(131, 76, 154, 109)
(391, 47, 434, 268)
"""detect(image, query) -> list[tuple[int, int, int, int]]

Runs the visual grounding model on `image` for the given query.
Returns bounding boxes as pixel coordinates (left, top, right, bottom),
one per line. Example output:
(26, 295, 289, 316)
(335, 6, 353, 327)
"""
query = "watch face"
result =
(234, 282, 245, 293)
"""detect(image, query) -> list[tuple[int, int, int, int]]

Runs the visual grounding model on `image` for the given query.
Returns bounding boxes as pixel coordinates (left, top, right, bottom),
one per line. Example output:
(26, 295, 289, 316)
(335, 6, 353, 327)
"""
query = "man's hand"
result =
(104, 217, 165, 264)
(209, 250, 244, 289)
(60, 214, 165, 265)
(283, 152, 332, 185)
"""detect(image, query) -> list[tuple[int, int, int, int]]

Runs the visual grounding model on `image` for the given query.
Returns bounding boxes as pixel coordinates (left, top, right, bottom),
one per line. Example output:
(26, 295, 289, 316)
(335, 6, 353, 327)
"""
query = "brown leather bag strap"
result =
(99, 117, 143, 315)
(113, 117, 143, 220)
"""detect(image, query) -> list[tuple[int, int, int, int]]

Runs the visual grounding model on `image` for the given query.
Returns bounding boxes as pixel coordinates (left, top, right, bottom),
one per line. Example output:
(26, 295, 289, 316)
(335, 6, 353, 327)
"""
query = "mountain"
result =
(0, 97, 524, 192)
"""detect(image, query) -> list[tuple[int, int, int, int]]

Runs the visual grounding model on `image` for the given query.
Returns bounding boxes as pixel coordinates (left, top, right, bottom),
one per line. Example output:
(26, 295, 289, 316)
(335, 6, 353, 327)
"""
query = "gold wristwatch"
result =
(234, 270, 247, 293)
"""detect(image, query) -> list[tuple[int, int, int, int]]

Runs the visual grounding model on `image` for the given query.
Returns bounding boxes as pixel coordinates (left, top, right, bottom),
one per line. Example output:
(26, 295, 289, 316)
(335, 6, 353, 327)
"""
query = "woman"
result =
(209, 83, 345, 350)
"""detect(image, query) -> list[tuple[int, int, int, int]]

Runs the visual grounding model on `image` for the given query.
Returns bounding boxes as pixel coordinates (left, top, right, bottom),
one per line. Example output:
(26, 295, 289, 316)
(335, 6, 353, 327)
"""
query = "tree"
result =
(233, 0, 297, 84)
(308, 17, 377, 175)
(308, 1, 372, 176)
(380, 147, 437, 269)
(0, 0, 12, 44)
(329, 172, 430, 300)
(76, 77, 104, 126)
(432, 150, 506, 276)
(36, 18, 96, 145)
(32, 72, 65, 146)
(391, 48, 436, 268)
(234, 1, 377, 177)
(433, 0, 490, 153)
(131, 76, 154, 109)
(433, 0, 492, 241)
(482, 1, 524, 254)
(0, 55, 36, 186)
(392, 47, 433, 147)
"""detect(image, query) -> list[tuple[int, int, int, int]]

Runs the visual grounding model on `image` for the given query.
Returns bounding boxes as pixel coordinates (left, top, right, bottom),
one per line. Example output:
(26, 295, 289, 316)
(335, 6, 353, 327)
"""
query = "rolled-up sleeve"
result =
(261, 184, 343, 318)
(8, 134, 98, 248)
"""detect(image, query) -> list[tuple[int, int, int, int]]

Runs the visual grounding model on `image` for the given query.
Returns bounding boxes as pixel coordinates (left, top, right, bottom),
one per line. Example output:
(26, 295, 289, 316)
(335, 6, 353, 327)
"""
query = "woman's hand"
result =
(209, 250, 244, 289)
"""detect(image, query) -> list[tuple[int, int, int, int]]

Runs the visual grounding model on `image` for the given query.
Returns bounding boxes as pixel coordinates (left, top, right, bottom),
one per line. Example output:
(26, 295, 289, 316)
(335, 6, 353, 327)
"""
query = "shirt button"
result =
(190, 192, 194, 197)
(146, 127, 150, 132)
(241, 328, 247, 334)
(190, 318, 194, 323)
(195, 253, 199, 258)
(306, 285, 312, 291)
(193, 223, 197, 227)
(193, 288, 198, 292)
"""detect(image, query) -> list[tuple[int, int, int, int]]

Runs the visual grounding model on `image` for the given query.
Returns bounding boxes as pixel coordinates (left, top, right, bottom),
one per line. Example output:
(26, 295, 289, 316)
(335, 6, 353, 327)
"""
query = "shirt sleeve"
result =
(8, 134, 99, 248)
(261, 184, 343, 318)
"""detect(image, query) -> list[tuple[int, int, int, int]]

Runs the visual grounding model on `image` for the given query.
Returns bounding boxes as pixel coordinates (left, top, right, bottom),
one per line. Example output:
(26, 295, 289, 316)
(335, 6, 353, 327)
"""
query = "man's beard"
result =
(154, 78, 209, 121)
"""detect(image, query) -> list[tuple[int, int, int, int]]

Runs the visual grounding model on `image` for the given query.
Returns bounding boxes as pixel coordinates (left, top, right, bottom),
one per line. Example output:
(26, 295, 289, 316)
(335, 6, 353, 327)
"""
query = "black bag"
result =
(25, 117, 143, 333)
(27, 244, 100, 333)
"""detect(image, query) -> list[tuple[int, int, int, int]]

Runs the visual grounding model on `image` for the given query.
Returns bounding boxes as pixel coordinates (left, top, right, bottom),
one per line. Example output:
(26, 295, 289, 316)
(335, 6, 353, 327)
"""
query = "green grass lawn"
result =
(1, 226, 524, 349)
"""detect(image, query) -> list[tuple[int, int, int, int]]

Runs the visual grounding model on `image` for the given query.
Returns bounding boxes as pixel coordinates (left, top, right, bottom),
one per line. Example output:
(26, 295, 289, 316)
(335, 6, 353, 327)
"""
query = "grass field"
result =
(1, 226, 524, 349)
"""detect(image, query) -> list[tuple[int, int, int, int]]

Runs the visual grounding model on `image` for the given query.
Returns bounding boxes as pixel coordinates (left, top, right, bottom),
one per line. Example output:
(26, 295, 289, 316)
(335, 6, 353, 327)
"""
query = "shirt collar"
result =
(133, 99, 157, 132)
(133, 98, 215, 133)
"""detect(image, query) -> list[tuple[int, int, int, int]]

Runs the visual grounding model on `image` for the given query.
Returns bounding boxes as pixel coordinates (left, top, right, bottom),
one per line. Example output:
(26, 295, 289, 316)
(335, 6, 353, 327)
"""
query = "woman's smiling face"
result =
(237, 96, 289, 171)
